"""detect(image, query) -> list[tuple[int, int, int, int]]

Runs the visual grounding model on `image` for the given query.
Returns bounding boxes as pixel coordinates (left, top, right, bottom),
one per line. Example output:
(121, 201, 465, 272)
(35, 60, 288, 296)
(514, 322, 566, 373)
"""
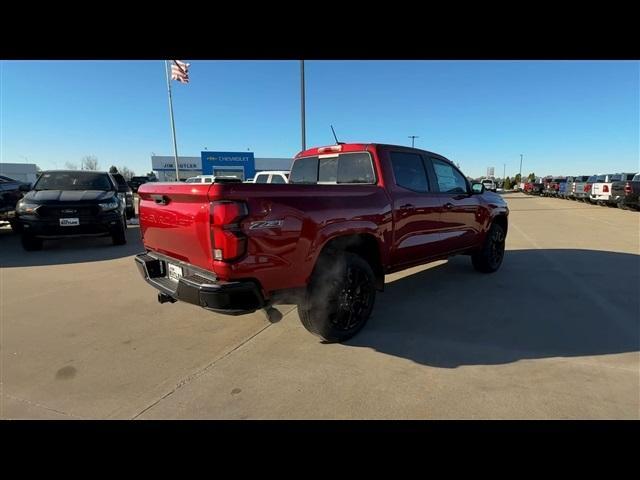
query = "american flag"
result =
(170, 60, 190, 84)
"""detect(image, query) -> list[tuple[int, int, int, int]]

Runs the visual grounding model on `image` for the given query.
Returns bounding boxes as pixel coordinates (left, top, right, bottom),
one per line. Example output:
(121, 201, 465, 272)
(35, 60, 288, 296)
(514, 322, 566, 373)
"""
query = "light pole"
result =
(408, 135, 419, 148)
(519, 154, 523, 183)
(300, 60, 306, 151)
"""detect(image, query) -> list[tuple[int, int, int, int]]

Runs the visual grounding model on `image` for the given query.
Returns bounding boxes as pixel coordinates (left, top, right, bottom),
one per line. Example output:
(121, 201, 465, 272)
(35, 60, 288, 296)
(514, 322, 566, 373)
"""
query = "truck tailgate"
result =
(138, 183, 214, 270)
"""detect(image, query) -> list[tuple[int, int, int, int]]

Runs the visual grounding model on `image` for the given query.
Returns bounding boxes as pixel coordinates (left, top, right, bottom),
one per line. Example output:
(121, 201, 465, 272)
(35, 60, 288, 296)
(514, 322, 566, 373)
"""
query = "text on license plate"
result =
(167, 263, 183, 282)
(59, 218, 79, 226)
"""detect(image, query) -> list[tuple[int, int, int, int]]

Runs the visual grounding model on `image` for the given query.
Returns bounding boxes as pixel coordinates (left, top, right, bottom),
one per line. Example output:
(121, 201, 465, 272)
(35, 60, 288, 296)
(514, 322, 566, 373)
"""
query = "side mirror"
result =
(19, 183, 31, 192)
(471, 183, 485, 194)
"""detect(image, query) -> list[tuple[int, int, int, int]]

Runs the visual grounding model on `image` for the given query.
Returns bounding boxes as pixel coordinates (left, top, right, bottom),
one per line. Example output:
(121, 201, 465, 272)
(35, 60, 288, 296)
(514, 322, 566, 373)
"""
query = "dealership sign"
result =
(202, 151, 256, 179)
(151, 156, 202, 171)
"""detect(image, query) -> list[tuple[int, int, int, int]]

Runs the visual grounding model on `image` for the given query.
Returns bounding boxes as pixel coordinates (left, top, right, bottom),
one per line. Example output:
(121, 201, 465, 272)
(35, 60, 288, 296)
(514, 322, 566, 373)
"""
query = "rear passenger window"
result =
(432, 159, 468, 194)
(204, 178, 213, 183)
(255, 174, 269, 184)
(390, 152, 429, 192)
(271, 175, 286, 184)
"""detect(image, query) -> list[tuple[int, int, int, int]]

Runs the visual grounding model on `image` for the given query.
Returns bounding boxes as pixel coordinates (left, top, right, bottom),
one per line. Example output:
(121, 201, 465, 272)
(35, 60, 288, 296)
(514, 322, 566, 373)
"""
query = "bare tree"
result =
(81, 155, 99, 171)
(64, 161, 78, 170)
(118, 166, 135, 181)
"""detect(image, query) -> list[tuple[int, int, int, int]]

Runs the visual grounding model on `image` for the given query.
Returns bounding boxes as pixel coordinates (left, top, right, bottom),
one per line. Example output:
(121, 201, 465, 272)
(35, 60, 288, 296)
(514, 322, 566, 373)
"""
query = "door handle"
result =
(400, 203, 414, 209)
(444, 203, 454, 209)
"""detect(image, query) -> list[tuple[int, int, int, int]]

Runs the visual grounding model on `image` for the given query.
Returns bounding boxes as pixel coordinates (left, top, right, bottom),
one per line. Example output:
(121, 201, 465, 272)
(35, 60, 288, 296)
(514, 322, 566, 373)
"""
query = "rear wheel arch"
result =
(314, 233, 385, 291)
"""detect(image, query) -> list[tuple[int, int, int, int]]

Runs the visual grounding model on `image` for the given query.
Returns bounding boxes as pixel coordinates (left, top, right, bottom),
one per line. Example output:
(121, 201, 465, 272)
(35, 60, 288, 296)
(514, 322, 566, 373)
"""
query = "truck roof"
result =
(295, 143, 454, 164)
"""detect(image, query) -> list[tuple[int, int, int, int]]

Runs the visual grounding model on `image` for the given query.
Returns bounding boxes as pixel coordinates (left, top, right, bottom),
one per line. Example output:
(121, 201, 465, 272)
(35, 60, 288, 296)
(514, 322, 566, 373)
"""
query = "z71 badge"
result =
(249, 220, 283, 230)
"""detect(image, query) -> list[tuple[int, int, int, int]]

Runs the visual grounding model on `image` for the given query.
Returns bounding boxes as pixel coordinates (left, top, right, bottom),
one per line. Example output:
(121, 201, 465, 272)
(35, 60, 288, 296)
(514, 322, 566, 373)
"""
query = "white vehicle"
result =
(252, 171, 290, 184)
(481, 178, 497, 192)
(590, 174, 614, 204)
(185, 175, 241, 184)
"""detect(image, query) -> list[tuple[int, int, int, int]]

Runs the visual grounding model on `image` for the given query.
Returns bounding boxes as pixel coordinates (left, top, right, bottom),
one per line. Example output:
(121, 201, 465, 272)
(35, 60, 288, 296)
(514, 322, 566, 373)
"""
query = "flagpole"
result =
(164, 60, 180, 181)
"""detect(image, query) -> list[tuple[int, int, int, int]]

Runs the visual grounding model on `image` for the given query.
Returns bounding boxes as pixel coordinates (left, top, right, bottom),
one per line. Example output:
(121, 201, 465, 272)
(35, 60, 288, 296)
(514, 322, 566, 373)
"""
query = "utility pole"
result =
(519, 154, 523, 182)
(408, 135, 419, 148)
(503, 163, 506, 179)
(300, 60, 306, 151)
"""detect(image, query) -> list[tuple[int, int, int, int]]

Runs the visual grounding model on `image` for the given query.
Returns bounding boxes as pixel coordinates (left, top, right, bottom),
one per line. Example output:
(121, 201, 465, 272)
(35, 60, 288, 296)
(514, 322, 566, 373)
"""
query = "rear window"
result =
(610, 174, 622, 181)
(289, 152, 375, 185)
(623, 173, 636, 181)
(596, 175, 608, 182)
(634, 174, 640, 182)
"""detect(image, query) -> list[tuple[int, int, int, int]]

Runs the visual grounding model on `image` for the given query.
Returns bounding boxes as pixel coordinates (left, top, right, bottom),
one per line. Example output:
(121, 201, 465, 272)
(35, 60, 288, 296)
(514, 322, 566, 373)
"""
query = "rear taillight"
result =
(210, 201, 248, 262)
(603, 185, 609, 193)
(585, 184, 592, 192)
(624, 182, 631, 194)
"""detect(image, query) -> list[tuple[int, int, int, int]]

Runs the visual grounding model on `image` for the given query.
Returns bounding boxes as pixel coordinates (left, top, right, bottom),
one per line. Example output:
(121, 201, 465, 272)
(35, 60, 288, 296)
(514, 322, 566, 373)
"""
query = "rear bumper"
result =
(618, 196, 640, 207)
(135, 252, 264, 315)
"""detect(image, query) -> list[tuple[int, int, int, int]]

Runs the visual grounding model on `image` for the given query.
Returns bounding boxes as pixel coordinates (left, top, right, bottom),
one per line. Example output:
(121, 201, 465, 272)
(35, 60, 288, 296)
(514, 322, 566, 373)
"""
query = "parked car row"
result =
(522, 173, 640, 210)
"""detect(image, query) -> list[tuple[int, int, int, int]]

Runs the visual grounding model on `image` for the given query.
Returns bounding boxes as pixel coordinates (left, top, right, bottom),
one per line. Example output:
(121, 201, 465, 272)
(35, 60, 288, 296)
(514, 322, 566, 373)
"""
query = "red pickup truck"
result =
(135, 143, 509, 342)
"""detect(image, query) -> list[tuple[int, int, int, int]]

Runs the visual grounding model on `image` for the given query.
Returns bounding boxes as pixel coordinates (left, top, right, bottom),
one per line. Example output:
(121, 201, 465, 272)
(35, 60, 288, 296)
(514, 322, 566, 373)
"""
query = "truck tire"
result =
(112, 216, 127, 245)
(297, 252, 376, 343)
(21, 233, 43, 251)
(472, 222, 506, 273)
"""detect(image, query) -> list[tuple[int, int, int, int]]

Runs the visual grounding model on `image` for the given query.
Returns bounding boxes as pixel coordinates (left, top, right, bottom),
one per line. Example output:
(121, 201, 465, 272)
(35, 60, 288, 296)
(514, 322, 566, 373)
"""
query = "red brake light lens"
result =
(210, 201, 248, 262)
(317, 145, 343, 154)
(603, 185, 609, 193)
(624, 182, 631, 194)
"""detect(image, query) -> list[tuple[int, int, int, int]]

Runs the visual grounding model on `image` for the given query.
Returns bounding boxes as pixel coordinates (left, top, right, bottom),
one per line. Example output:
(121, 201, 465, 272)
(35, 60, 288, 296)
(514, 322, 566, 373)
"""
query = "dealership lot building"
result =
(151, 152, 292, 181)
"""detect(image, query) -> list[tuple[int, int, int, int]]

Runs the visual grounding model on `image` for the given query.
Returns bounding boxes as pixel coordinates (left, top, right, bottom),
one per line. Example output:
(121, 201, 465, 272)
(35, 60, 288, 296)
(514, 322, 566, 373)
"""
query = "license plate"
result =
(59, 218, 79, 226)
(167, 263, 183, 282)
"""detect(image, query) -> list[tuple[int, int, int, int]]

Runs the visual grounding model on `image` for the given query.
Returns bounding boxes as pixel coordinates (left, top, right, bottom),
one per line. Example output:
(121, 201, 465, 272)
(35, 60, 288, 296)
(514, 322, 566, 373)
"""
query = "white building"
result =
(0, 163, 39, 184)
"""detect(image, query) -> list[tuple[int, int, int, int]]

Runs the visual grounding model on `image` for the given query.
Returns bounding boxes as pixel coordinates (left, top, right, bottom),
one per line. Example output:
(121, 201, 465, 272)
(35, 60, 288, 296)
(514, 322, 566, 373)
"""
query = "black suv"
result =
(128, 176, 152, 193)
(15, 170, 128, 251)
(110, 172, 135, 219)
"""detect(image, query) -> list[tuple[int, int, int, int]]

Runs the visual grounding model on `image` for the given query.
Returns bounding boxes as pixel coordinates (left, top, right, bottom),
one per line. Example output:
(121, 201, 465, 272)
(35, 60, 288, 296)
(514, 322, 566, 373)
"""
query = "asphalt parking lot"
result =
(1, 193, 638, 419)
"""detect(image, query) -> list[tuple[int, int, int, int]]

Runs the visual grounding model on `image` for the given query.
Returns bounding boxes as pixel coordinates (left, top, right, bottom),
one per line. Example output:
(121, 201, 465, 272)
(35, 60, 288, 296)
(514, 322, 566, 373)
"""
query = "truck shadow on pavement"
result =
(347, 249, 640, 368)
(0, 225, 144, 268)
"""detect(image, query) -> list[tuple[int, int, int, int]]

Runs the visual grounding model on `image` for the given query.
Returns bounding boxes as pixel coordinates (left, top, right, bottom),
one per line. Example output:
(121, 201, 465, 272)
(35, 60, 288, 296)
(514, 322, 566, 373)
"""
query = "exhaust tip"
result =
(158, 293, 177, 304)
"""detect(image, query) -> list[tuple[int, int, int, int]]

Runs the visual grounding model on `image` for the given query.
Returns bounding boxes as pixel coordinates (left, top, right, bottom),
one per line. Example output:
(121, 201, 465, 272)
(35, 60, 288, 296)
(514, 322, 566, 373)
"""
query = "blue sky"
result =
(1, 60, 638, 178)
